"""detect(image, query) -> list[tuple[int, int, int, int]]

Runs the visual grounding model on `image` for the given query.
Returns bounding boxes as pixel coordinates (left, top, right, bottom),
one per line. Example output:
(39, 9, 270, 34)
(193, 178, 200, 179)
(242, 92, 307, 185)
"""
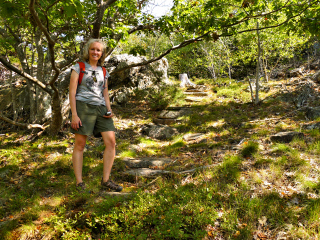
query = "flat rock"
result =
(303, 122, 320, 130)
(153, 118, 180, 125)
(270, 131, 304, 143)
(97, 192, 132, 199)
(185, 88, 203, 92)
(305, 107, 320, 120)
(158, 109, 191, 119)
(125, 168, 166, 177)
(183, 133, 206, 141)
(140, 124, 178, 140)
(185, 97, 202, 102)
(166, 106, 191, 111)
(184, 92, 208, 96)
(123, 157, 173, 168)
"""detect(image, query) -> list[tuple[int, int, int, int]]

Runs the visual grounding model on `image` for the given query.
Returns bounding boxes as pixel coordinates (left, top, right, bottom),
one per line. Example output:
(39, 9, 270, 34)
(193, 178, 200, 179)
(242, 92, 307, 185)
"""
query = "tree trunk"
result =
(10, 71, 17, 121)
(228, 64, 232, 80)
(50, 91, 63, 135)
(255, 21, 261, 105)
(35, 29, 45, 122)
(179, 73, 196, 87)
(210, 64, 217, 79)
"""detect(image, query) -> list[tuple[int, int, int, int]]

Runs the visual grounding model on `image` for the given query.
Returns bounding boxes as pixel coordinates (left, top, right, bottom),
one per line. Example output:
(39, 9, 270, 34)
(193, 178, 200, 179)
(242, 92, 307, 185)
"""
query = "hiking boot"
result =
(76, 182, 86, 191)
(101, 178, 123, 192)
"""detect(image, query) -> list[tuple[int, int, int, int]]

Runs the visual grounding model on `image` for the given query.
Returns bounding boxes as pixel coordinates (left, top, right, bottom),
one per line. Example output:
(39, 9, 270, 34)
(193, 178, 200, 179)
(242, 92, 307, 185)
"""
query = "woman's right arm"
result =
(69, 70, 81, 130)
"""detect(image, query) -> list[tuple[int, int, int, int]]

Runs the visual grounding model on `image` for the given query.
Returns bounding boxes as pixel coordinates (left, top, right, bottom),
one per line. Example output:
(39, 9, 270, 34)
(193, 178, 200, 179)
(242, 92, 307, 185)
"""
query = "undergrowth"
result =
(1, 77, 320, 239)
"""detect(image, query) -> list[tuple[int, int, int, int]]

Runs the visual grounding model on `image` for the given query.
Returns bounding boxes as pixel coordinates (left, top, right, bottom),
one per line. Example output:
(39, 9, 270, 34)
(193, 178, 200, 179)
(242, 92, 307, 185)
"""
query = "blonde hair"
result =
(82, 39, 107, 66)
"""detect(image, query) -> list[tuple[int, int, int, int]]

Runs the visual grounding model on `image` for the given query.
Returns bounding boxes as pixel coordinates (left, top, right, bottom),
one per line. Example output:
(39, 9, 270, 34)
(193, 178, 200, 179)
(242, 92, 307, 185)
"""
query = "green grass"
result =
(2, 78, 320, 239)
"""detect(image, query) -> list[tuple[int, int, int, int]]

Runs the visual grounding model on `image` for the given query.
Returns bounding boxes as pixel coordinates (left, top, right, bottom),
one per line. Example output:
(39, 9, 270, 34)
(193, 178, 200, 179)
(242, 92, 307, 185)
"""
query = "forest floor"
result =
(1, 73, 320, 239)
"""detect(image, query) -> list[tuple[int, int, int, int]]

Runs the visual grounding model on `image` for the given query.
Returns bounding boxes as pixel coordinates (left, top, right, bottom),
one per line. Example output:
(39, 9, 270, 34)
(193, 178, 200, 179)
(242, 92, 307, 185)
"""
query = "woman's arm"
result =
(69, 70, 82, 130)
(103, 78, 113, 118)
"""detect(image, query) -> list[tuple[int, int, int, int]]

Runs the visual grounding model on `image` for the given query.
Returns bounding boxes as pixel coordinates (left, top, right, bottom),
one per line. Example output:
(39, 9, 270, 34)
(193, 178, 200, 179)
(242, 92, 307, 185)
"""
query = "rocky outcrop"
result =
(106, 54, 168, 104)
(270, 131, 304, 143)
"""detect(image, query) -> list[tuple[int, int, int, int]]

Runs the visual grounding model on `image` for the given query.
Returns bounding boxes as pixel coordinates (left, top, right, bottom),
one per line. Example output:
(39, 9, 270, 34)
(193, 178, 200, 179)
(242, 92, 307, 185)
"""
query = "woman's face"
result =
(88, 42, 103, 62)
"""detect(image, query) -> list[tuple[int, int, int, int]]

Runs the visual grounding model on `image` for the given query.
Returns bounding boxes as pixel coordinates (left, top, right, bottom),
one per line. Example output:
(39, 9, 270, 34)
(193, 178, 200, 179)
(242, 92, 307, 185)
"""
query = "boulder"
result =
(302, 122, 320, 130)
(270, 132, 304, 143)
(105, 54, 168, 104)
(106, 54, 168, 90)
(179, 73, 196, 88)
(123, 157, 172, 168)
(183, 133, 206, 141)
(140, 124, 178, 140)
(288, 67, 304, 77)
(312, 71, 320, 83)
(310, 59, 320, 70)
(305, 107, 320, 120)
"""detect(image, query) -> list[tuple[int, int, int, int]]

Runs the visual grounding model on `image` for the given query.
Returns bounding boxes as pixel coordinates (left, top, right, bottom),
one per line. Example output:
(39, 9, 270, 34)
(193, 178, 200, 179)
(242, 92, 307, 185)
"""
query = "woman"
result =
(69, 38, 122, 192)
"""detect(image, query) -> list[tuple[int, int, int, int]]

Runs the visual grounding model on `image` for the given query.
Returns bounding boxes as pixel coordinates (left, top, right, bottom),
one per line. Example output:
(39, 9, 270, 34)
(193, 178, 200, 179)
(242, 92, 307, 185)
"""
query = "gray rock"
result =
(158, 108, 191, 119)
(153, 118, 180, 125)
(270, 132, 304, 143)
(140, 124, 178, 140)
(288, 67, 304, 77)
(305, 107, 320, 120)
(303, 122, 320, 130)
(106, 54, 168, 90)
(312, 71, 320, 83)
(105, 54, 169, 104)
(183, 133, 206, 141)
(184, 91, 208, 96)
(125, 168, 166, 177)
(179, 73, 196, 88)
(123, 157, 173, 168)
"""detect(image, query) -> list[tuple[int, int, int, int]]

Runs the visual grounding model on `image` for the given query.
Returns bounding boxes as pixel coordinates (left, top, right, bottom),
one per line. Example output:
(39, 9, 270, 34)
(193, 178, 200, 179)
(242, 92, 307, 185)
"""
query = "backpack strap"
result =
(102, 66, 106, 78)
(102, 66, 107, 88)
(78, 62, 85, 85)
(78, 62, 107, 85)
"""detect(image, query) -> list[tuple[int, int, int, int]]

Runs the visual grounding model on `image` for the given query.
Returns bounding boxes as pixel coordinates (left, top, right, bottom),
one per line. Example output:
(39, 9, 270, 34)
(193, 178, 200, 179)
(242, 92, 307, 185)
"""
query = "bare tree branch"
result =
(110, 32, 210, 75)
(29, 0, 60, 91)
(92, 0, 118, 38)
(223, 0, 319, 31)
(0, 55, 51, 94)
(0, 114, 45, 130)
(128, 24, 154, 34)
(223, 0, 319, 37)
(111, 0, 317, 75)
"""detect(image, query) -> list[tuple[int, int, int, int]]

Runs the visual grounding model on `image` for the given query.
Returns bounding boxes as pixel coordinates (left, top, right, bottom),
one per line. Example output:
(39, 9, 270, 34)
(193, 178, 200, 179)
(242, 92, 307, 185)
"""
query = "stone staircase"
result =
(123, 84, 210, 178)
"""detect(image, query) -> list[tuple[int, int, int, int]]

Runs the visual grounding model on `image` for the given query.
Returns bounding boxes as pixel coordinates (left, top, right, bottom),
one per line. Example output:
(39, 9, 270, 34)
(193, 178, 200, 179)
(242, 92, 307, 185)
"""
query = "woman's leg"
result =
(72, 133, 87, 184)
(101, 131, 116, 182)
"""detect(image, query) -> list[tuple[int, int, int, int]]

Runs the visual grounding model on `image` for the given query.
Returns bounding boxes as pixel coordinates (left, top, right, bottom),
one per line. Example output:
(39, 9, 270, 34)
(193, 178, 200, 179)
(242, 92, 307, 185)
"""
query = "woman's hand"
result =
(71, 115, 82, 130)
(103, 111, 114, 118)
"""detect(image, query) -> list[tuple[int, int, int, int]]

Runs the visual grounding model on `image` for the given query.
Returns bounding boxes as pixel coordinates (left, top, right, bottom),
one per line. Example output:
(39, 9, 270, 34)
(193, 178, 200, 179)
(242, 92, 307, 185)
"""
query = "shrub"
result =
(241, 141, 259, 158)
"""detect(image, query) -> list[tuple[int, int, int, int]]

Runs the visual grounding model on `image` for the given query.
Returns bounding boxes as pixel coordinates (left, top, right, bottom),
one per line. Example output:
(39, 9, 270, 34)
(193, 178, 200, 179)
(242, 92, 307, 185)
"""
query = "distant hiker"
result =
(69, 38, 122, 192)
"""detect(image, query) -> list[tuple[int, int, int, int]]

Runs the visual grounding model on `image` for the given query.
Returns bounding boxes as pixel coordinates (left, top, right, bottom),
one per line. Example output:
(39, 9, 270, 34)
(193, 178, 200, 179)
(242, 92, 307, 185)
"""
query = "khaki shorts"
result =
(71, 100, 116, 137)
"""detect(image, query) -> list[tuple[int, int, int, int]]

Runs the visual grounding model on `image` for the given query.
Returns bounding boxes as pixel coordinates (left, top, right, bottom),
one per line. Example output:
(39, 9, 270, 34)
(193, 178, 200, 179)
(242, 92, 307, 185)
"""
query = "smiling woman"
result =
(68, 38, 123, 192)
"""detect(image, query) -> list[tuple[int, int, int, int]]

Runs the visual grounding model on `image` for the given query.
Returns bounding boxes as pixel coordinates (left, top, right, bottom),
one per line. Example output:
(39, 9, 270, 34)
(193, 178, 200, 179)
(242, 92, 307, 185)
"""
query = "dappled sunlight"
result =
(2, 76, 320, 238)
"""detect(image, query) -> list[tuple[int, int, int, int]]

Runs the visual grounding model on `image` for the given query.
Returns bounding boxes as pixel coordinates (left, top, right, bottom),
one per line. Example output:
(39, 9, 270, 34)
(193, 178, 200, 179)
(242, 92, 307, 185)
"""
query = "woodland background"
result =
(1, 0, 320, 239)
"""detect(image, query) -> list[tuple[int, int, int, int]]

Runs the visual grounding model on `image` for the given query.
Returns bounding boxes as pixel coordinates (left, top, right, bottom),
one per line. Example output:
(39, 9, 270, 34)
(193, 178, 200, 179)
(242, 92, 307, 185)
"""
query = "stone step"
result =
(186, 85, 207, 91)
(166, 106, 191, 111)
(185, 88, 203, 92)
(183, 133, 206, 141)
(153, 118, 181, 125)
(185, 97, 202, 102)
(125, 168, 168, 177)
(184, 91, 208, 96)
(123, 157, 173, 168)
(158, 109, 191, 119)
